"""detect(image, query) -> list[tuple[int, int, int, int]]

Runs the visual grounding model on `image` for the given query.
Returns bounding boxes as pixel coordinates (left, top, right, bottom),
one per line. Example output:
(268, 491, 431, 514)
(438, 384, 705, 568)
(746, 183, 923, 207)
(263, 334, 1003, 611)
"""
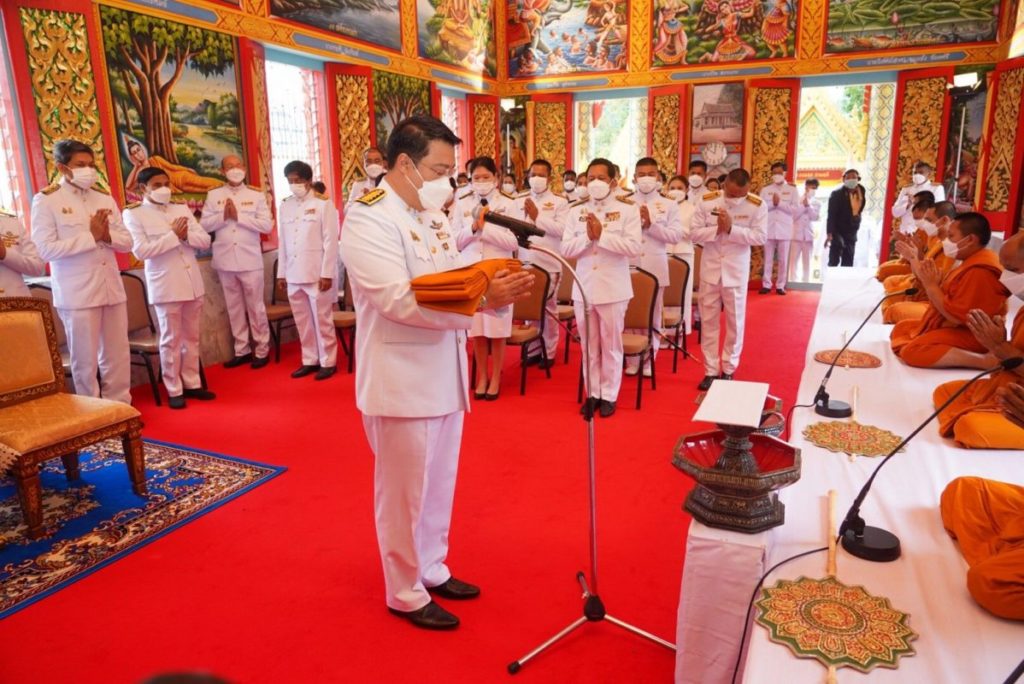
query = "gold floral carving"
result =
(636, 96, 649, 161)
(240, 0, 269, 16)
(400, 0, 417, 58)
(894, 76, 946, 198)
(472, 102, 498, 159)
(750, 86, 793, 192)
(534, 101, 568, 182)
(18, 8, 108, 185)
(983, 67, 1024, 213)
(651, 93, 680, 174)
(798, 0, 826, 61)
(335, 73, 373, 199)
(249, 53, 275, 207)
(629, 0, 649, 73)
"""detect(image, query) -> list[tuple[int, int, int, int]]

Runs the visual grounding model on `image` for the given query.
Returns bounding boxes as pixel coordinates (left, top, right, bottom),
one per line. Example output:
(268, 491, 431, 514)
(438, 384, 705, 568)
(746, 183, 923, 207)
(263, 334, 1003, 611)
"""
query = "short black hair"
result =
(469, 156, 497, 175)
(688, 160, 708, 172)
(805, 178, 820, 188)
(668, 174, 686, 185)
(913, 190, 935, 205)
(53, 139, 94, 165)
(312, 181, 327, 194)
(635, 157, 659, 170)
(386, 115, 461, 168)
(587, 157, 615, 177)
(529, 159, 552, 175)
(137, 167, 168, 186)
(726, 168, 751, 187)
(912, 198, 934, 213)
(563, 169, 576, 179)
(457, 172, 469, 182)
(933, 200, 956, 220)
(843, 168, 861, 179)
(954, 212, 991, 246)
(913, 160, 933, 172)
(283, 160, 313, 181)
(771, 161, 788, 172)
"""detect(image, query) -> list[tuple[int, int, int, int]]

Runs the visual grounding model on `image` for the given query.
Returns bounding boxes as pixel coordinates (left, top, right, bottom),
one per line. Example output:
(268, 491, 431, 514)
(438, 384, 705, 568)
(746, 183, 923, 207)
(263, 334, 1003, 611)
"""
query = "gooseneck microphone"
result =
(838, 356, 1023, 562)
(814, 287, 919, 418)
(473, 201, 545, 248)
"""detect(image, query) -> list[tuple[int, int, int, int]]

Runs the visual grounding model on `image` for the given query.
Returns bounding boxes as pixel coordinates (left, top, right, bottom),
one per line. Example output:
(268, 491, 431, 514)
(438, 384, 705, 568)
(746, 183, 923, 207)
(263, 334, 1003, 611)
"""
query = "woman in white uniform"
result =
(452, 156, 518, 400)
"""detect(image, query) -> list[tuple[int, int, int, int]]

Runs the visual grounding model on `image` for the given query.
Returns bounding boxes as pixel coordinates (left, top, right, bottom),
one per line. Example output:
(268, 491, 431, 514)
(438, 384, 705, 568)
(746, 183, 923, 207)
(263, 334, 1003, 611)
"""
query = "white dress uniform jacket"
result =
(562, 194, 643, 305)
(794, 194, 822, 243)
(627, 189, 684, 287)
(200, 183, 272, 272)
(278, 192, 340, 285)
(760, 181, 801, 241)
(514, 188, 569, 274)
(0, 212, 45, 297)
(124, 198, 210, 304)
(891, 180, 945, 229)
(451, 189, 518, 262)
(669, 192, 697, 256)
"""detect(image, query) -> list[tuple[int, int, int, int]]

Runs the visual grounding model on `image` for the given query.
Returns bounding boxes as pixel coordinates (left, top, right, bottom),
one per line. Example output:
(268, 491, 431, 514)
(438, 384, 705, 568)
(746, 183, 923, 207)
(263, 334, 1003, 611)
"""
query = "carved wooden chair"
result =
(0, 297, 147, 539)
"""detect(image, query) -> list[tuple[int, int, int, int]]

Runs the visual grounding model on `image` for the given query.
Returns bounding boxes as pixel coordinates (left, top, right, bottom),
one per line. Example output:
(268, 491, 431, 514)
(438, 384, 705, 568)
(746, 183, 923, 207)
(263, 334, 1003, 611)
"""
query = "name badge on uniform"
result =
(605, 211, 620, 221)
(735, 214, 750, 222)
(304, 208, 316, 215)
(436, 231, 450, 240)
(241, 201, 254, 206)
(655, 203, 664, 211)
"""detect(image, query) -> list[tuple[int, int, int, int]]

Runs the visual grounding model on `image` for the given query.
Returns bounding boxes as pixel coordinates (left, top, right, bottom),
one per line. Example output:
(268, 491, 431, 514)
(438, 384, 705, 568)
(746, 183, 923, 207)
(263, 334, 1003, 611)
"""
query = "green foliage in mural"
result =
(372, 71, 431, 149)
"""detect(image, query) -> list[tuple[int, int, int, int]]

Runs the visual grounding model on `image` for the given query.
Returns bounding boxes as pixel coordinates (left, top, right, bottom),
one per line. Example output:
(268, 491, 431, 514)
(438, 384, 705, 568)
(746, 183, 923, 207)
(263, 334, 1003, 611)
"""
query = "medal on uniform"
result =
(430, 220, 443, 230)
(410, 231, 421, 242)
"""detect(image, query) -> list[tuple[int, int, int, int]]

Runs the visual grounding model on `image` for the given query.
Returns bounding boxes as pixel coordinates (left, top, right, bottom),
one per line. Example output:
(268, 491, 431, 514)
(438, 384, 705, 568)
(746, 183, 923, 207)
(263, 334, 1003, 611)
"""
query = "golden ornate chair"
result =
(27, 283, 72, 378)
(0, 297, 146, 539)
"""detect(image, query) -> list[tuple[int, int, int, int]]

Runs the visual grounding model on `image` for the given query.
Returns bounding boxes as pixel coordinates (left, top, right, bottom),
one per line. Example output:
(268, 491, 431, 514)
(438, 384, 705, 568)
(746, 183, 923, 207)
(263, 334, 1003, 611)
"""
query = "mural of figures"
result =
(499, 99, 527, 183)
(690, 82, 744, 177)
(270, 0, 402, 52)
(825, 0, 999, 54)
(100, 7, 244, 204)
(418, 0, 497, 76)
(372, 71, 431, 150)
(507, 0, 628, 78)
(1011, 0, 1024, 59)
(652, 0, 796, 67)
(943, 79, 988, 211)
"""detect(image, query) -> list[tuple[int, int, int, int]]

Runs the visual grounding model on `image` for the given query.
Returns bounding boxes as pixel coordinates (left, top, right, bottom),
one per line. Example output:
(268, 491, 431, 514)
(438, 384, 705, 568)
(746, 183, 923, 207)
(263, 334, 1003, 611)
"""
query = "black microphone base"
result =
(814, 398, 853, 419)
(841, 525, 901, 562)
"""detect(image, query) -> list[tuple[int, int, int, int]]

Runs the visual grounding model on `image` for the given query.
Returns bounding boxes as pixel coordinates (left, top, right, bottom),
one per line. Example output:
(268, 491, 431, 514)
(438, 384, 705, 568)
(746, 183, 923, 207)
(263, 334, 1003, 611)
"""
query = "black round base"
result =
(508, 662, 521, 674)
(842, 525, 901, 562)
(815, 399, 853, 419)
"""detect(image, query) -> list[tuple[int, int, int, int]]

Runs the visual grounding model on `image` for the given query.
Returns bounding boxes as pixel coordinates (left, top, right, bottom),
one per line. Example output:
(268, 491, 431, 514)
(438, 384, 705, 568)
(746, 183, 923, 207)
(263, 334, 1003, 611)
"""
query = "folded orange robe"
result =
(876, 229, 930, 281)
(933, 308, 1024, 449)
(890, 249, 1007, 367)
(940, 477, 1024, 620)
(881, 238, 955, 323)
(411, 258, 521, 316)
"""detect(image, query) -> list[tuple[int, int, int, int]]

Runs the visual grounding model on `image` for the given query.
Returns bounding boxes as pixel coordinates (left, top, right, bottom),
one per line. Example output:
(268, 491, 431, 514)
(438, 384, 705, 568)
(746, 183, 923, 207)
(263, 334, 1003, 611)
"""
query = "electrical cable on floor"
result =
(1004, 655, 1024, 684)
(784, 402, 815, 441)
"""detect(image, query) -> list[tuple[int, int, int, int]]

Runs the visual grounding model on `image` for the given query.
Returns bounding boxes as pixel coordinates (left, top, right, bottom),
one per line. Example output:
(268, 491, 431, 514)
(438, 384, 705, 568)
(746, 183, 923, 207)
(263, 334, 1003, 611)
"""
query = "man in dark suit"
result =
(826, 168, 866, 267)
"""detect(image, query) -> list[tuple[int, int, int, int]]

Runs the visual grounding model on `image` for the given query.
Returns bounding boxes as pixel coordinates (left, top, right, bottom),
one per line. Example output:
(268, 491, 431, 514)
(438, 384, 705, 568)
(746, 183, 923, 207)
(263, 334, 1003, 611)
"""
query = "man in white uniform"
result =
(667, 160, 706, 334)
(0, 209, 45, 296)
(790, 178, 821, 283)
(278, 160, 339, 381)
(124, 167, 215, 408)
(516, 158, 569, 366)
(691, 168, 767, 391)
(344, 146, 387, 213)
(892, 160, 945, 234)
(200, 154, 273, 369)
(759, 161, 800, 295)
(625, 157, 683, 377)
(32, 140, 132, 404)
(562, 169, 579, 202)
(562, 157, 642, 418)
(340, 115, 532, 630)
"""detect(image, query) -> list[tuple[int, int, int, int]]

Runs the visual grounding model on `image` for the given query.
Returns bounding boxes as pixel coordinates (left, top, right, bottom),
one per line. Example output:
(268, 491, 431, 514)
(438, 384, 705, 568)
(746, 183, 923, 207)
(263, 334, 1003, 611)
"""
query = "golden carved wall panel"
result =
(576, 101, 592, 170)
(472, 102, 498, 160)
(893, 77, 947, 198)
(749, 87, 794, 192)
(983, 67, 1024, 213)
(534, 101, 568, 182)
(18, 7, 108, 185)
(335, 73, 373, 200)
(249, 51, 275, 206)
(650, 93, 681, 175)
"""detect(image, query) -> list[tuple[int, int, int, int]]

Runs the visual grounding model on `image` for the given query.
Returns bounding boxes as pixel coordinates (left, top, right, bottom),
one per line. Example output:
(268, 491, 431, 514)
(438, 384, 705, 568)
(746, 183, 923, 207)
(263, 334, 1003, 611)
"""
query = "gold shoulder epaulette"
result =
(125, 201, 141, 210)
(356, 188, 385, 206)
(314, 192, 329, 201)
(171, 198, 188, 204)
(41, 183, 60, 195)
(500, 190, 516, 200)
(702, 190, 721, 201)
(93, 185, 110, 195)
(616, 195, 635, 205)
(458, 190, 474, 201)
(747, 193, 763, 206)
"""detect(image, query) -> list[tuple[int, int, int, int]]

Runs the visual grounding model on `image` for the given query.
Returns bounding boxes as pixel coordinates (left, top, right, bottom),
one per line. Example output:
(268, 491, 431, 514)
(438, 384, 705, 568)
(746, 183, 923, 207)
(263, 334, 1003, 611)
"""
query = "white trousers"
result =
(363, 411, 464, 611)
(58, 303, 131, 404)
(789, 240, 813, 283)
(762, 238, 790, 290)
(626, 286, 664, 370)
(575, 299, 628, 402)
(529, 271, 560, 358)
(698, 282, 747, 377)
(154, 299, 203, 397)
(287, 282, 337, 367)
(219, 269, 270, 359)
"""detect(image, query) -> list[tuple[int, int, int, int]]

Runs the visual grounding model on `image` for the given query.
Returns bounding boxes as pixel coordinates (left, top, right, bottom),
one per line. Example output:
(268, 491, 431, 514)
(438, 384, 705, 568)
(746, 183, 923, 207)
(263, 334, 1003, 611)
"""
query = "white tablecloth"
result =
(676, 267, 1024, 684)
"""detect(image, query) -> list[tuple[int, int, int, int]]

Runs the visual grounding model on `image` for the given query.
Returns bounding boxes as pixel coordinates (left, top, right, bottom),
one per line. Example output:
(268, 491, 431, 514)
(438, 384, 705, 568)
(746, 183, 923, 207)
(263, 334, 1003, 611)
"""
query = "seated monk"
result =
(890, 212, 1009, 368)
(876, 190, 935, 282)
(933, 233, 1024, 448)
(940, 476, 1024, 621)
(881, 200, 957, 324)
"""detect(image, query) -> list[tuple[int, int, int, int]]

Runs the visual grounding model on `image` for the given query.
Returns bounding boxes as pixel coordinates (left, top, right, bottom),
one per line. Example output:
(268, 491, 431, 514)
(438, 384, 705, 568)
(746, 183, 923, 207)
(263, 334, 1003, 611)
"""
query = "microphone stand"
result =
(503, 236, 675, 674)
(838, 359, 1019, 562)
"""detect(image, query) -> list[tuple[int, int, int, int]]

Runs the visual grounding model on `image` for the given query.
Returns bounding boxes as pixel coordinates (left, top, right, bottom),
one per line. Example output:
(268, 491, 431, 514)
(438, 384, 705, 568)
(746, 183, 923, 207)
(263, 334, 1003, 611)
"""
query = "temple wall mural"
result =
(269, 0, 403, 52)
(824, 0, 1000, 54)
(507, 0, 629, 78)
(371, 70, 431, 148)
(418, 0, 498, 76)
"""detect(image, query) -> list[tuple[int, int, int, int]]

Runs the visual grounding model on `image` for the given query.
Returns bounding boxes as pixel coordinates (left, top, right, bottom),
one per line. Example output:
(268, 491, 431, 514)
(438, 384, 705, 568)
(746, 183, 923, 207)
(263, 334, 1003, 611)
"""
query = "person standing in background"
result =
(759, 161, 800, 295)
(826, 169, 865, 268)
(790, 178, 820, 283)
(892, 160, 945, 233)
(0, 209, 45, 297)
(345, 147, 388, 213)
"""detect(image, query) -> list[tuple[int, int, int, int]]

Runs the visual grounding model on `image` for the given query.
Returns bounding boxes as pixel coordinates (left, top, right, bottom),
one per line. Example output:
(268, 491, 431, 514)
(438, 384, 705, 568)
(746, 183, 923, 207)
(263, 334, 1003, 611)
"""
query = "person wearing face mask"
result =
(890, 212, 1010, 369)
(124, 168, 215, 409)
(516, 158, 569, 367)
(881, 200, 957, 324)
(690, 168, 767, 391)
(892, 160, 945, 233)
(758, 161, 800, 295)
(451, 157, 519, 399)
(31, 139, 133, 404)
(501, 173, 518, 196)
(825, 169, 865, 268)
(666, 174, 696, 334)
(0, 208, 45, 298)
(575, 173, 590, 201)
(930, 232, 1024, 451)
(344, 147, 388, 213)
(278, 160, 340, 381)
(340, 116, 534, 630)
(623, 157, 683, 377)
(563, 169, 579, 201)
(562, 157, 642, 418)
(200, 154, 273, 369)
(876, 191, 935, 282)
(790, 178, 820, 284)
(456, 172, 469, 188)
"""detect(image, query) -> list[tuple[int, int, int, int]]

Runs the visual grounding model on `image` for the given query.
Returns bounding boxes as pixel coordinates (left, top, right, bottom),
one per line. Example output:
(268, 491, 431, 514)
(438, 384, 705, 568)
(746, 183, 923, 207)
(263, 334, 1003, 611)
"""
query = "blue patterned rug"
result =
(0, 438, 284, 619)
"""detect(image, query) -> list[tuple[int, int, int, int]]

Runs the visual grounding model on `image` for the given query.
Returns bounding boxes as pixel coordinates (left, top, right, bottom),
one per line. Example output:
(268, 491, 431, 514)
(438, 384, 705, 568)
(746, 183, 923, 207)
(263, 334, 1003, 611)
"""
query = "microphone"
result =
(814, 287, 919, 418)
(473, 201, 545, 248)
(838, 356, 1023, 562)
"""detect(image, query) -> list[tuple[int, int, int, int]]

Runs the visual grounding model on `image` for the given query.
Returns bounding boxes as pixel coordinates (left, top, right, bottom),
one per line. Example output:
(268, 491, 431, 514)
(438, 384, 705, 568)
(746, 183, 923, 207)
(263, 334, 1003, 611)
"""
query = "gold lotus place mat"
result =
(803, 420, 904, 458)
(813, 350, 882, 369)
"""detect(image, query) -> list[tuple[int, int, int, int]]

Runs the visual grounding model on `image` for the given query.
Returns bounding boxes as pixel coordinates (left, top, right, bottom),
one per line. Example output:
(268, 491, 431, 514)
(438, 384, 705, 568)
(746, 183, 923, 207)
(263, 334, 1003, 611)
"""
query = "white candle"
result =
(851, 385, 859, 422)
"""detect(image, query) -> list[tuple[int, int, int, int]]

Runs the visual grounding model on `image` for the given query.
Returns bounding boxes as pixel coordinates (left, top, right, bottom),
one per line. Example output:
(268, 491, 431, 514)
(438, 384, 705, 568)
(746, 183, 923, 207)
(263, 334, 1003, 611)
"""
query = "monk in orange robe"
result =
(890, 212, 1008, 368)
(940, 476, 1024, 621)
(882, 200, 957, 324)
(876, 192, 936, 282)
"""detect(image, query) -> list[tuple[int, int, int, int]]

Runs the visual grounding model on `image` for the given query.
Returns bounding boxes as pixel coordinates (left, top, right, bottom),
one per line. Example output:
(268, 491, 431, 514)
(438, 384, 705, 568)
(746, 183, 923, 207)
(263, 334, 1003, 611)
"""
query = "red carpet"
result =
(0, 290, 818, 684)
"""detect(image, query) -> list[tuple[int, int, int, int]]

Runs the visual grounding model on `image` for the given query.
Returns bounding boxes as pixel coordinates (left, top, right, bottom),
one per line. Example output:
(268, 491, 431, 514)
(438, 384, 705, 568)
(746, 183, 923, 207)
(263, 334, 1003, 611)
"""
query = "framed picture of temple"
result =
(506, 0, 629, 78)
(269, 0, 402, 52)
(824, 0, 999, 54)
(418, 0, 498, 76)
(689, 82, 744, 176)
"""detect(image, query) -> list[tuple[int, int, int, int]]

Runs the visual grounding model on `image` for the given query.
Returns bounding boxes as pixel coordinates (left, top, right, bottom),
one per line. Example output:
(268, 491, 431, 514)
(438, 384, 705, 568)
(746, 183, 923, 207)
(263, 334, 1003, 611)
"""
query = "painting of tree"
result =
(372, 71, 431, 149)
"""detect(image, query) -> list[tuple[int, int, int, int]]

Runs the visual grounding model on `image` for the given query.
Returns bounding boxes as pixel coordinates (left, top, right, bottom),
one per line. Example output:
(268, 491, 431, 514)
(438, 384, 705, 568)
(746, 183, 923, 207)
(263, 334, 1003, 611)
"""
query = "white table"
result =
(676, 267, 1024, 684)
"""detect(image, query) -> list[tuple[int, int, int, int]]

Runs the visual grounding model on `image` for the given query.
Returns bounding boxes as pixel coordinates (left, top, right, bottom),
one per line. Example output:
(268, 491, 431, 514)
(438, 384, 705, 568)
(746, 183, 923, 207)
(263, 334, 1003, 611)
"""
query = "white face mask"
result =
(289, 183, 309, 199)
(578, 185, 589, 199)
(365, 163, 385, 179)
(806, 188, 816, 199)
(408, 165, 453, 211)
(69, 166, 97, 190)
(225, 168, 246, 185)
(912, 173, 927, 186)
(528, 176, 548, 194)
(148, 186, 172, 205)
(588, 179, 611, 200)
(725, 196, 744, 208)
(563, 180, 576, 191)
(473, 180, 496, 197)
(502, 182, 516, 194)
(942, 237, 962, 259)
(999, 270, 1024, 300)
(844, 179, 859, 190)
(918, 219, 938, 237)
(688, 174, 704, 189)
(635, 177, 660, 194)
(772, 173, 785, 185)
(668, 188, 686, 201)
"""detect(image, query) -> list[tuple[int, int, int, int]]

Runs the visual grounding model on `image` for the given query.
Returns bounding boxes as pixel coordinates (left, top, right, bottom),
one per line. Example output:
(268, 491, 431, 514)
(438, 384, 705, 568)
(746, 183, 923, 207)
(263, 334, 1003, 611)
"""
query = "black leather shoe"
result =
(721, 373, 734, 381)
(168, 395, 186, 409)
(388, 601, 459, 630)
(183, 388, 216, 401)
(474, 391, 486, 400)
(697, 375, 717, 391)
(776, 288, 787, 295)
(599, 400, 616, 418)
(580, 397, 598, 416)
(251, 356, 269, 369)
(427, 577, 481, 600)
(314, 366, 337, 381)
(291, 365, 320, 378)
(223, 353, 253, 368)
(485, 390, 500, 401)
(758, 288, 770, 295)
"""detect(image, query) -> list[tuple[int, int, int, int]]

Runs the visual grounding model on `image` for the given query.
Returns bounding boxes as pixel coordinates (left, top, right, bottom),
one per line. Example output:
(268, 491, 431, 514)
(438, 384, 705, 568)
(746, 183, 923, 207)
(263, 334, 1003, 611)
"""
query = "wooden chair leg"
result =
(520, 344, 527, 395)
(577, 361, 584, 403)
(347, 329, 355, 373)
(61, 452, 80, 481)
(141, 353, 161, 406)
(650, 350, 657, 391)
(541, 342, 551, 379)
(272, 323, 281, 363)
(564, 321, 573, 364)
(636, 351, 645, 410)
(122, 424, 148, 496)
(14, 460, 44, 540)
